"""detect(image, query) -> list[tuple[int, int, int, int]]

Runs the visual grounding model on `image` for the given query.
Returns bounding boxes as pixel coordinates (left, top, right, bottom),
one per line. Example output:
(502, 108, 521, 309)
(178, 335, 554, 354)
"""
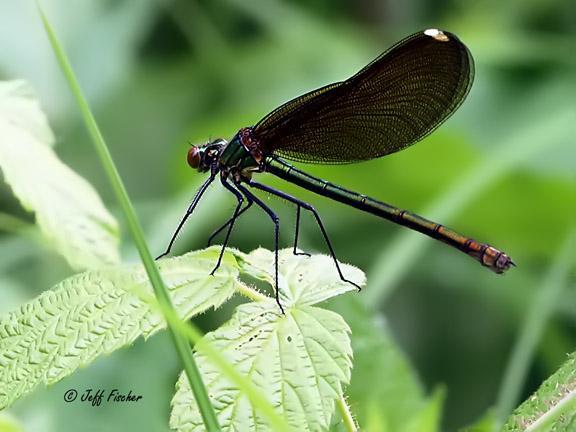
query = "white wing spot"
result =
(424, 28, 450, 42)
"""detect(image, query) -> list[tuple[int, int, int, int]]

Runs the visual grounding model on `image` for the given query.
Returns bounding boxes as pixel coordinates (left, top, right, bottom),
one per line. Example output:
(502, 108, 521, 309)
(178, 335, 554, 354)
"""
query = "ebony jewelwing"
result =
(158, 29, 514, 313)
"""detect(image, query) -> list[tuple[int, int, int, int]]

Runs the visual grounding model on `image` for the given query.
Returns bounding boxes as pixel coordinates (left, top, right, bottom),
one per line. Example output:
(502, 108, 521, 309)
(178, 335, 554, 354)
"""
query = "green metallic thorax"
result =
(218, 135, 258, 172)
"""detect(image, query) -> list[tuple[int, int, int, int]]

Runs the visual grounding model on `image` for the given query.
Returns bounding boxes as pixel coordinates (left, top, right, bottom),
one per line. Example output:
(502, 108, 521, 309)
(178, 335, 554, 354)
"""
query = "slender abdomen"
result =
(265, 157, 513, 273)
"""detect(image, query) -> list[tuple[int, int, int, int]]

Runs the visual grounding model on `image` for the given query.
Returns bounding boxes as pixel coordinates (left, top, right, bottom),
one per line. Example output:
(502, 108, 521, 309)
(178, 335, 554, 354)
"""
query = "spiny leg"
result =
(207, 194, 254, 247)
(247, 179, 361, 291)
(235, 182, 284, 314)
(157, 173, 216, 259)
(210, 176, 244, 276)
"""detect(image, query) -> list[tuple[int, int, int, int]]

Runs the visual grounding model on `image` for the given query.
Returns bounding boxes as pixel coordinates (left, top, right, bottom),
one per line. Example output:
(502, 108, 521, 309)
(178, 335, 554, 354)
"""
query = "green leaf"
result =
(330, 295, 425, 431)
(0, 247, 239, 409)
(502, 353, 576, 432)
(0, 80, 120, 270)
(235, 247, 365, 307)
(171, 248, 365, 431)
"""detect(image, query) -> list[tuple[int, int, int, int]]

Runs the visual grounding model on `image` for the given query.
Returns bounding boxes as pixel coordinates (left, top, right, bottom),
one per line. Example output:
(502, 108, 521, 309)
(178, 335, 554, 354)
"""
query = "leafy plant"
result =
(0, 244, 364, 430)
(171, 249, 362, 431)
(0, 247, 239, 409)
(0, 4, 575, 432)
(0, 80, 119, 270)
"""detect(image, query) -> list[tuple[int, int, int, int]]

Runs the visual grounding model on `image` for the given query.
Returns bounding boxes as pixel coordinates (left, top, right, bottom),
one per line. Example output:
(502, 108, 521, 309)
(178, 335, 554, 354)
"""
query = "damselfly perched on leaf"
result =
(158, 29, 514, 313)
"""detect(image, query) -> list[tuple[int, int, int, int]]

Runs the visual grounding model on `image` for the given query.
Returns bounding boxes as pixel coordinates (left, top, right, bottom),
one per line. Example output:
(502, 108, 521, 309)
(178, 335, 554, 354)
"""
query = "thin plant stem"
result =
(337, 396, 358, 432)
(236, 283, 269, 302)
(37, 5, 221, 431)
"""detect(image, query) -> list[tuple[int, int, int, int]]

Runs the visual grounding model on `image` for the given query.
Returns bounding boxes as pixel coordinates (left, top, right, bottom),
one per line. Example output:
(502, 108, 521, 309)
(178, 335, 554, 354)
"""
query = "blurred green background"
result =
(0, 0, 575, 431)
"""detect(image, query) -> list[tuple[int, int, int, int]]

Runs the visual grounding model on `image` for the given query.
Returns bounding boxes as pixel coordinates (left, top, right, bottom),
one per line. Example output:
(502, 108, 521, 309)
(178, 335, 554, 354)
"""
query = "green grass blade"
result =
(495, 229, 576, 422)
(36, 5, 221, 431)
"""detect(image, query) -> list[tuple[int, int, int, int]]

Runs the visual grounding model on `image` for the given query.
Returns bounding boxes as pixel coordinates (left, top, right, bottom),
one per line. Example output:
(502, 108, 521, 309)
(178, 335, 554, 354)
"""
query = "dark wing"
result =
(252, 29, 474, 164)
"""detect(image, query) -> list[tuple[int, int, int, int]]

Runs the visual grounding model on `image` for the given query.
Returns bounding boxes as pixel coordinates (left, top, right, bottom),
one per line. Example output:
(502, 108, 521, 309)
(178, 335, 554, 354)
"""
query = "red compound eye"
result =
(187, 146, 201, 169)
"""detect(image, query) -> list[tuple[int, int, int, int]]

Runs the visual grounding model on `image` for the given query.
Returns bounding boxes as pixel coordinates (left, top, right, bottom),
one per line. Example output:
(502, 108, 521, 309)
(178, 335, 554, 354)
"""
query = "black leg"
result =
(210, 176, 244, 276)
(207, 193, 254, 247)
(247, 179, 361, 291)
(293, 206, 311, 257)
(235, 182, 284, 314)
(157, 173, 216, 259)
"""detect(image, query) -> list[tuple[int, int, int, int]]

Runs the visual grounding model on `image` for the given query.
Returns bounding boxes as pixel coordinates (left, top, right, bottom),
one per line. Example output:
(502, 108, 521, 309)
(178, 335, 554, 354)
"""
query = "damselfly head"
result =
(187, 146, 201, 169)
(187, 139, 227, 172)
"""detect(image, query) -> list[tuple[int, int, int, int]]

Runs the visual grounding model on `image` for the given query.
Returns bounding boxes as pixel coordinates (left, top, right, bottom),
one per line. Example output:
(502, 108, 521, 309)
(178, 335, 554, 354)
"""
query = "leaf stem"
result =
(236, 283, 269, 302)
(37, 5, 221, 431)
(337, 395, 358, 432)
